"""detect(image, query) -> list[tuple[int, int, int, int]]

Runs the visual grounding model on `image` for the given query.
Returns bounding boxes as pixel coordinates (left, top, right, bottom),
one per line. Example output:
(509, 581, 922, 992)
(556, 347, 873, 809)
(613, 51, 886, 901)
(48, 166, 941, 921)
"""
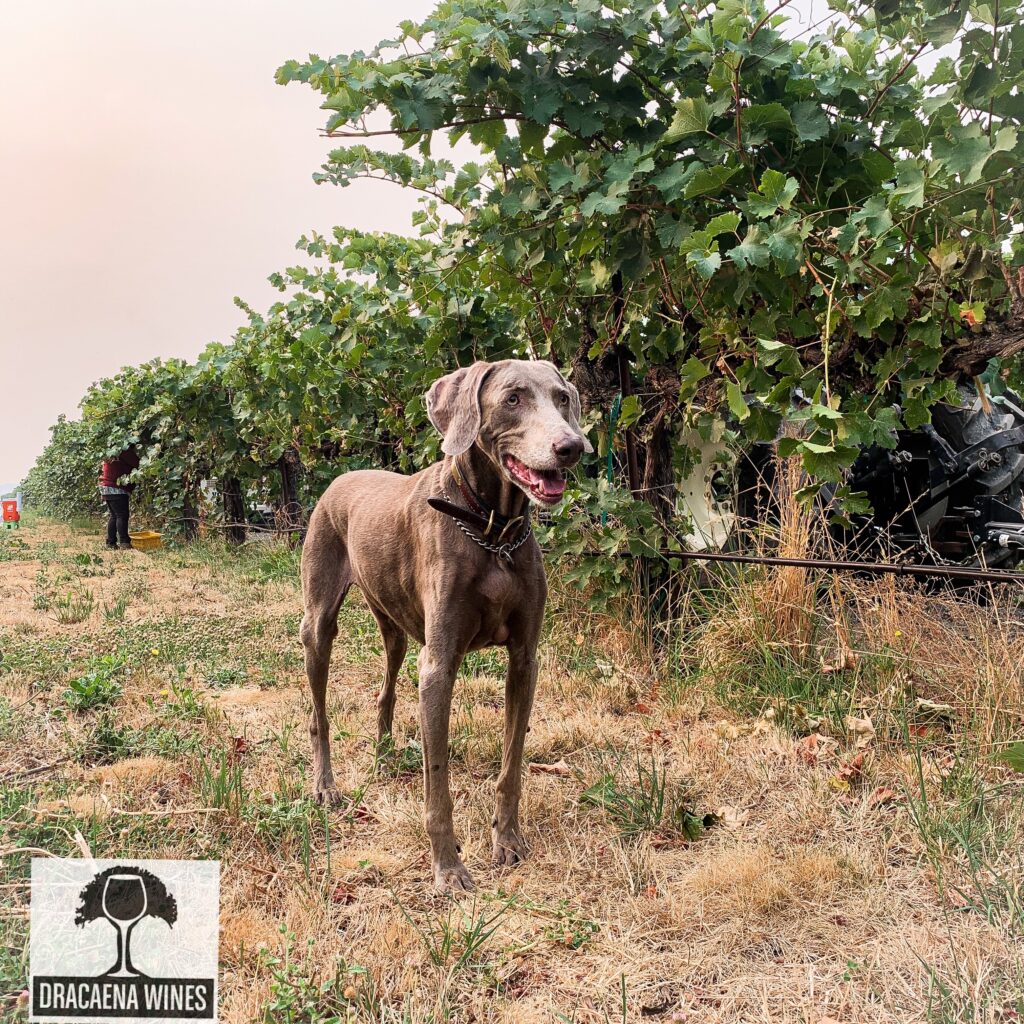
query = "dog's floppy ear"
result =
(426, 361, 494, 456)
(552, 364, 594, 454)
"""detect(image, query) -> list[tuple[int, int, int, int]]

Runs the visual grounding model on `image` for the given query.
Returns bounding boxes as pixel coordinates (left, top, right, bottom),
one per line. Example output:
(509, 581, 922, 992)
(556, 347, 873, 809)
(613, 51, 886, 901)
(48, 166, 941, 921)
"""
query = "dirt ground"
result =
(1, 518, 1022, 1022)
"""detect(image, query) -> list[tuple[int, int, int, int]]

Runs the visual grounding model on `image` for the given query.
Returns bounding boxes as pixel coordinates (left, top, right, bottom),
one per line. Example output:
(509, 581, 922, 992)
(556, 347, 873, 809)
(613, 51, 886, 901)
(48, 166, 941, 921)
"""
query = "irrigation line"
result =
(648, 549, 1024, 585)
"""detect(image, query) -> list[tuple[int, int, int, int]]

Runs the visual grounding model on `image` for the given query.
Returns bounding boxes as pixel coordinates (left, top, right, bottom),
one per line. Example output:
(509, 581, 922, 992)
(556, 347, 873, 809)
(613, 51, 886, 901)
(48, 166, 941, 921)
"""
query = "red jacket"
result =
(99, 450, 140, 491)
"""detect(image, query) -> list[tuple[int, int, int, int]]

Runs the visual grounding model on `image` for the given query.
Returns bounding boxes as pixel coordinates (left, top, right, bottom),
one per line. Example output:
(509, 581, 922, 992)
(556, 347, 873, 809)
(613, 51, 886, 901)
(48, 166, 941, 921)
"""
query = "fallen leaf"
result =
(869, 785, 899, 807)
(914, 698, 955, 722)
(714, 804, 749, 829)
(830, 751, 865, 792)
(330, 882, 356, 905)
(821, 643, 860, 674)
(529, 759, 570, 777)
(714, 720, 744, 740)
(846, 714, 876, 749)
(640, 992, 675, 1016)
(796, 733, 823, 765)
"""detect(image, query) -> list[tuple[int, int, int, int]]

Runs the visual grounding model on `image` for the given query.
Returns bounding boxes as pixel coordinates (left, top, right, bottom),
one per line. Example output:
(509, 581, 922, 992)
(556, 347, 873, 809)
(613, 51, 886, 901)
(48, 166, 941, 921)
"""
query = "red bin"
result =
(2, 500, 19, 523)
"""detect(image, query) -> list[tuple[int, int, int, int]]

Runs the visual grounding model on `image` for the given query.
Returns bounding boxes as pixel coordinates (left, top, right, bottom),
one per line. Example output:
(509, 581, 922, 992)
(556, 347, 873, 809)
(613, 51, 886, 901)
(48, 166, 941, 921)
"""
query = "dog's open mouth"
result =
(503, 454, 567, 504)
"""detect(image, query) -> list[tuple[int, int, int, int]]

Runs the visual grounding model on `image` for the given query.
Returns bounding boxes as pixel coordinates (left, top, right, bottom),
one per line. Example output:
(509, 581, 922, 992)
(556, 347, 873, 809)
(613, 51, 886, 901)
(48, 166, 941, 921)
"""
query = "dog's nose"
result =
(552, 434, 584, 463)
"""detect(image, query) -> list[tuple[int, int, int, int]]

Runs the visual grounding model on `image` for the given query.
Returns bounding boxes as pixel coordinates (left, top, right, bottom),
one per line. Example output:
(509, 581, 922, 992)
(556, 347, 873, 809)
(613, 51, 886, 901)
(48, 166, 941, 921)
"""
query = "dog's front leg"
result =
(492, 642, 539, 867)
(417, 645, 473, 893)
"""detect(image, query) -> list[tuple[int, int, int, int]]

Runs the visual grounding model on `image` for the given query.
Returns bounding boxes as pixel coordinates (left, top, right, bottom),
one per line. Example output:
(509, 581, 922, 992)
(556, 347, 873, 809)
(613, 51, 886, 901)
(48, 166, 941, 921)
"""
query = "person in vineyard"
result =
(98, 446, 140, 549)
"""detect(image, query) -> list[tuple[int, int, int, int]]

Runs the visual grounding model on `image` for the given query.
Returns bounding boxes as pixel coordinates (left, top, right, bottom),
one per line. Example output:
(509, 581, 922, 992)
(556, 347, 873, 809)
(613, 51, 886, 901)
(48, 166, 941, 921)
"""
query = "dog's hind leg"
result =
(370, 606, 407, 746)
(300, 524, 350, 807)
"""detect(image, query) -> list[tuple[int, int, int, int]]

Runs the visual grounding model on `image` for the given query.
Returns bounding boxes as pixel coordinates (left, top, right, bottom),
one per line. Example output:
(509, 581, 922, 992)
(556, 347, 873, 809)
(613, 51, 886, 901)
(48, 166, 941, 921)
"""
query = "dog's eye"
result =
(559, 392, 570, 406)
(506, 393, 519, 406)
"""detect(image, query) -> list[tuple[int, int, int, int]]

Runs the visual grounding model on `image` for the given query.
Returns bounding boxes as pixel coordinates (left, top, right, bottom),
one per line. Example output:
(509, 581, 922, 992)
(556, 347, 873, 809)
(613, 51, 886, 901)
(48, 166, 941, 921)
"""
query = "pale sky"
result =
(0, 0, 439, 485)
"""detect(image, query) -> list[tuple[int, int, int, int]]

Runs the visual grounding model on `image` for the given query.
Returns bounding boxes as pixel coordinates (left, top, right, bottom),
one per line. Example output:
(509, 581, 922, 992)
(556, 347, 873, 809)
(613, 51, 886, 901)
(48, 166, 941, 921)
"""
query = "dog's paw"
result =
(433, 860, 475, 894)
(491, 830, 528, 868)
(314, 785, 346, 808)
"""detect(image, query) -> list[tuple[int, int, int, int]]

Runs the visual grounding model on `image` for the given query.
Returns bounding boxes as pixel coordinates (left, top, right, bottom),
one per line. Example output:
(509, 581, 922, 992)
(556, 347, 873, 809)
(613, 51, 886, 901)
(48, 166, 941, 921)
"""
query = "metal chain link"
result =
(437, 488, 532, 565)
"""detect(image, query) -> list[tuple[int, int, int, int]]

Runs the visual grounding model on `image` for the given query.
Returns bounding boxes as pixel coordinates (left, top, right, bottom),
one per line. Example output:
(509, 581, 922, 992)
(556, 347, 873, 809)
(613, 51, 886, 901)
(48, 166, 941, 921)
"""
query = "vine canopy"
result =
(278, 0, 1024, 489)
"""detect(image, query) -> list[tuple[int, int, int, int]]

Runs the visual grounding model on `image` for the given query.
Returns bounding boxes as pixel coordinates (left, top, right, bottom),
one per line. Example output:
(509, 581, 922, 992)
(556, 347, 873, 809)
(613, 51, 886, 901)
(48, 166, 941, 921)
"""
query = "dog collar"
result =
(444, 459, 528, 537)
(427, 483, 532, 565)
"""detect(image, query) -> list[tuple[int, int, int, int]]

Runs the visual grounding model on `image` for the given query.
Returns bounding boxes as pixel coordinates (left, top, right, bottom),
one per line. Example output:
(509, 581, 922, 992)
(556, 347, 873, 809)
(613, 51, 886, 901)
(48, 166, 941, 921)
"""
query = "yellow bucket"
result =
(128, 530, 162, 551)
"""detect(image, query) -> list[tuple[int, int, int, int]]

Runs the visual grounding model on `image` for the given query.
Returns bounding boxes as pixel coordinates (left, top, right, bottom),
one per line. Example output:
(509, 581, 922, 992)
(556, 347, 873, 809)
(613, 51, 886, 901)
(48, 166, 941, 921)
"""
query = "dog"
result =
(299, 358, 592, 892)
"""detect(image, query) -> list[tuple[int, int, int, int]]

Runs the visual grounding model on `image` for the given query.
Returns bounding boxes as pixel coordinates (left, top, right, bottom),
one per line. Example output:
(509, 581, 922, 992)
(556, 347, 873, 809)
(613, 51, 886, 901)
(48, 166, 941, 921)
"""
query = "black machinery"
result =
(832, 386, 1024, 571)
(708, 385, 1024, 583)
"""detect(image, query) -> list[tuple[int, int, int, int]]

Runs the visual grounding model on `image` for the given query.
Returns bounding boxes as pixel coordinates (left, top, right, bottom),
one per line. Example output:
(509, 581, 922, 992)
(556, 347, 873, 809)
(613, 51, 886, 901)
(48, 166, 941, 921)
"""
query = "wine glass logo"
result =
(74, 866, 178, 978)
(102, 874, 148, 977)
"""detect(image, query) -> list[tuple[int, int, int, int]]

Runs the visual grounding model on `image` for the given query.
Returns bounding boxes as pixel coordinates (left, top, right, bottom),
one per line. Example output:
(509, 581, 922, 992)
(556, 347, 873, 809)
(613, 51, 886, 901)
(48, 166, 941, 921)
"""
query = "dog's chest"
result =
(467, 564, 528, 647)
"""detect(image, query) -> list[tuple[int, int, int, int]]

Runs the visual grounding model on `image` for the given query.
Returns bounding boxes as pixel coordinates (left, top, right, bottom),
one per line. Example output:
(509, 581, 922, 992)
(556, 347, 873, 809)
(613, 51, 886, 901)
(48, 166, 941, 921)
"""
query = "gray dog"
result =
(300, 359, 592, 892)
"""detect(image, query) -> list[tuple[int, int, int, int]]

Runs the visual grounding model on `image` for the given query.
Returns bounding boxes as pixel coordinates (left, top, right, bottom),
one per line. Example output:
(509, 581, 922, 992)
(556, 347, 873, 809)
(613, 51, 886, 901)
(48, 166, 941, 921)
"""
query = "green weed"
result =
(905, 740, 1024, 938)
(52, 589, 95, 625)
(508, 893, 600, 950)
(374, 736, 423, 778)
(395, 893, 515, 974)
(206, 665, 246, 688)
(260, 929, 377, 1023)
(460, 648, 506, 678)
(922, 958, 1024, 1023)
(197, 747, 246, 814)
(0, 695, 14, 740)
(155, 682, 209, 723)
(580, 751, 711, 841)
(0, 534, 30, 561)
(62, 656, 124, 710)
(74, 712, 140, 764)
(103, 593, 130, 621)
(72, 551, 110, 577)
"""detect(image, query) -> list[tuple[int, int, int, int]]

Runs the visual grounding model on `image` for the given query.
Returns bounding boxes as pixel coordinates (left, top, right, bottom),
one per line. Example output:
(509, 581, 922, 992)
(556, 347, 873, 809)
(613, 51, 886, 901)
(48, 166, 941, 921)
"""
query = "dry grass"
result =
(1, 518, 1023, 1022)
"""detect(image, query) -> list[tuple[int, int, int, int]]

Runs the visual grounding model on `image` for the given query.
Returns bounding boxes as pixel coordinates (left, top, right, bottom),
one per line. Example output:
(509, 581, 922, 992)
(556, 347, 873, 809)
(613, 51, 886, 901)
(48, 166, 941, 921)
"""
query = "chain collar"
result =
(436, 486, 532, 566)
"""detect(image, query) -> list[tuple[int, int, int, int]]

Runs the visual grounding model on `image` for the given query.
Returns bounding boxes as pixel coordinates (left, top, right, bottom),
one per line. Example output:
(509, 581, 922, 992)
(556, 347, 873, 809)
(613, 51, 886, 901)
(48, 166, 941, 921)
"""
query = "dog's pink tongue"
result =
(536, 472, 566, 499)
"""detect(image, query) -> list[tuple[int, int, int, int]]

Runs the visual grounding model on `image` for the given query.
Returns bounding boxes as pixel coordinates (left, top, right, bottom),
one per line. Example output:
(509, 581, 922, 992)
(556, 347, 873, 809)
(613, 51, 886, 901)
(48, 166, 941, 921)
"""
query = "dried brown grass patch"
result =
(4, 518, 1024, 1022)
(34, 793, 114, 819)
(220, 907, 282, 962)
(844, 576, 1024, 749)
(675, 843, 867, 923)
(86, 755, 179, 792)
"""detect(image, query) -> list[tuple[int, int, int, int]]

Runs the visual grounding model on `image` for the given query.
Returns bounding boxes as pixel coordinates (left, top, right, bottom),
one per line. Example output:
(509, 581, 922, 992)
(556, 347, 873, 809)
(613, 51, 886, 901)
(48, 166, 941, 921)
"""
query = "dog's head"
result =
(426, 359, 593, 506)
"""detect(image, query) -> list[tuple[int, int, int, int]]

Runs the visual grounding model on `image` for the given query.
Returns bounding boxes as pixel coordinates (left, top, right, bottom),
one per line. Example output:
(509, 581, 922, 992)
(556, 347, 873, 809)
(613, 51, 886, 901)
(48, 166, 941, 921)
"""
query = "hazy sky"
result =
(0, 0, 439, 485)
